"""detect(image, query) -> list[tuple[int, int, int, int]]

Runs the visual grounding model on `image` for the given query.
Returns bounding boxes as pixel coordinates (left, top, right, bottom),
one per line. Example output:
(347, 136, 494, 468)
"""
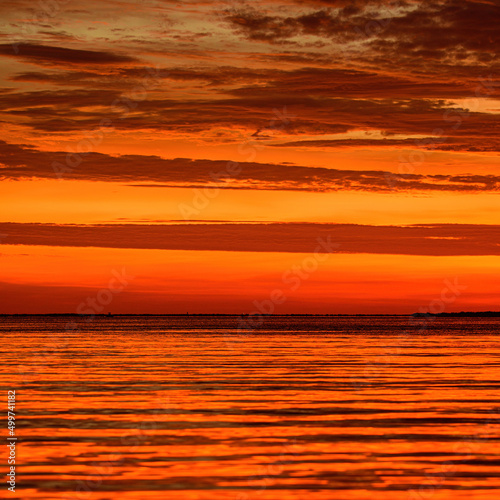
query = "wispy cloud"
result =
(1, 140, 499, 192)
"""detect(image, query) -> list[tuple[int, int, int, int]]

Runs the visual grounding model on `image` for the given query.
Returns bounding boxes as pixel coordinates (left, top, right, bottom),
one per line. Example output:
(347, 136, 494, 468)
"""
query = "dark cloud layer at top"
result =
(224, 0, 499, 57)
(0, 0, 498, 193)
(223, 0, 500, 91)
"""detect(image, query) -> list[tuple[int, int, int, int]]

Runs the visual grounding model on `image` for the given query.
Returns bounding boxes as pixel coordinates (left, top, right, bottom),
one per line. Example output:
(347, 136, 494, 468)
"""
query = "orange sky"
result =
(0, 0, 499, 313)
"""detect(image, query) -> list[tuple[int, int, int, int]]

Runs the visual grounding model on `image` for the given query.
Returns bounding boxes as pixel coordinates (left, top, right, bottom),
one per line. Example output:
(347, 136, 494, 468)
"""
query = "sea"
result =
(1, 315, 499, 499)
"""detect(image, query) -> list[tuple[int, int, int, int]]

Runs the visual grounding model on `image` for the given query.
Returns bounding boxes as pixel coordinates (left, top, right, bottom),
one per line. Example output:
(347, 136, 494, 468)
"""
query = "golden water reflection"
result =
(1, 316, 500, 499)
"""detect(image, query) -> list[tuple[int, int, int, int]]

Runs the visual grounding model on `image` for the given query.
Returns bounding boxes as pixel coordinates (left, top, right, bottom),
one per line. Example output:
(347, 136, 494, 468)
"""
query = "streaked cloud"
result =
(1, 140, 499, 192)
(0, 43, 139, 65)
(2, 222, 500, 256)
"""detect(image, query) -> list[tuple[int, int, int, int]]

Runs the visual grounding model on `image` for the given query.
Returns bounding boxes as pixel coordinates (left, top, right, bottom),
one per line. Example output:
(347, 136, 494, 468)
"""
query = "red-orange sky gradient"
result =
(0, 0, 499, 313)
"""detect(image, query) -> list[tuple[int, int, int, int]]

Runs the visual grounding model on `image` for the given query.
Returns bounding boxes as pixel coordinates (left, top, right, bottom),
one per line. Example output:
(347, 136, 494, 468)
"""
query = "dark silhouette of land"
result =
(411, 311, 500, 318)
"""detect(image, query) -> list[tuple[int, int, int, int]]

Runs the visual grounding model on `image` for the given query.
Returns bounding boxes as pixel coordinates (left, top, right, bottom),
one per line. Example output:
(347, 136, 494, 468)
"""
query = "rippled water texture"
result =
(1, 315, 500, 499)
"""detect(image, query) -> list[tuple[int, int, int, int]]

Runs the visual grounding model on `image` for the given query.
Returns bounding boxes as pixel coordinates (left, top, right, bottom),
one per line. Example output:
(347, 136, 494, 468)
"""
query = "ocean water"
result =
(1, 315, 500, 499)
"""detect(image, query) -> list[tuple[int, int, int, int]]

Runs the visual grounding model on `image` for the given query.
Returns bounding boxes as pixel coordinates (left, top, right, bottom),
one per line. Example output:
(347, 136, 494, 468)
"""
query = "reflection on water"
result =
(1, 316, 500, 499)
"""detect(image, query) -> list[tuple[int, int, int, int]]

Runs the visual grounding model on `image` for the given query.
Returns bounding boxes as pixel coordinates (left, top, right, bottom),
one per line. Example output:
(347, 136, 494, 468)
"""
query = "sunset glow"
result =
(1, 0, 499, 313)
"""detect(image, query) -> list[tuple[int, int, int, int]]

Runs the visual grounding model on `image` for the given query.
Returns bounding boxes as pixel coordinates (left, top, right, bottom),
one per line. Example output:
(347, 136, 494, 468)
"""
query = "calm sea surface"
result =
(1, 315, 500, 499)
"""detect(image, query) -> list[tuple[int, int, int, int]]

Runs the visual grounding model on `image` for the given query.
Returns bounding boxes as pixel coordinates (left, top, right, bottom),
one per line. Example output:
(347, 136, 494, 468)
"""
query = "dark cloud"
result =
(223, 0, 500, 76)
(225, 66, 499, 100)
(10, 65, 276, 89)
(0, 140, 499, 192)
(4, 63, 498, 144)
(223, 4, 396, 44)
(2, 84, 499, 147)
(288, 0, 410, 5)
(2, 222, 500, 256)
(0, 89, 121, 109)
(0, 43, 138, 65)
(272, 137, 500, 153)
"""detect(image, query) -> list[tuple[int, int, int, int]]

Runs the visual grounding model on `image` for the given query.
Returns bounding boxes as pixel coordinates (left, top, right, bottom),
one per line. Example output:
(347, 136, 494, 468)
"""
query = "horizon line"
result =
(1, 312, 500, 317)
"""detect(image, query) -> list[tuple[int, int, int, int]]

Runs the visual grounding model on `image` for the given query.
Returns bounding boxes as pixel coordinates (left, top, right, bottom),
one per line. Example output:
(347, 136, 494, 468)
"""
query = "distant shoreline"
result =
(1, 312, 500, 317)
